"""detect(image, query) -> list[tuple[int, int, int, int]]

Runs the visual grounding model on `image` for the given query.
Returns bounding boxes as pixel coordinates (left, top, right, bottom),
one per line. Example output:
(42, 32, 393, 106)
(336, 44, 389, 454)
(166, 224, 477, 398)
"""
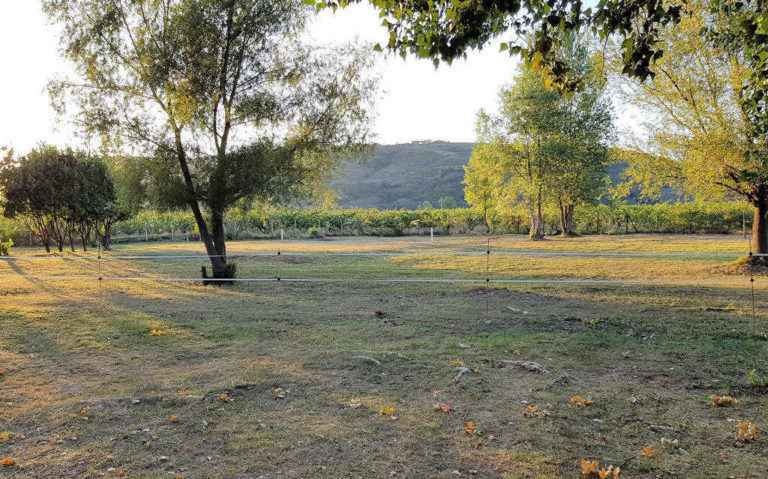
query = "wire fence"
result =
(1, 240, 764, 334)
(0, 248, 765, 284)
(2, 250, 767, 260)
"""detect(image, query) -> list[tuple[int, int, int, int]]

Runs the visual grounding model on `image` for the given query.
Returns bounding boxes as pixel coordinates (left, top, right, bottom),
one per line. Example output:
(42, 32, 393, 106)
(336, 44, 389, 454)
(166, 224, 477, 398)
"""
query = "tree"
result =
(438, 196, 457, 209)
(0, 146, 117, 253)
(549, 39, 613, 236)
(45, 0, 377, 278)
(463, 142, 505, 233)
(465, 37, 612, 238)
(615, 2, 768, 256)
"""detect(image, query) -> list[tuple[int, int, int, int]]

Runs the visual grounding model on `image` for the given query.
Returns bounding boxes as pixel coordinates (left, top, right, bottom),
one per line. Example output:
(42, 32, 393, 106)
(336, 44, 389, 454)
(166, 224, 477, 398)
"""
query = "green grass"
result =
(0, 234, 767, 478)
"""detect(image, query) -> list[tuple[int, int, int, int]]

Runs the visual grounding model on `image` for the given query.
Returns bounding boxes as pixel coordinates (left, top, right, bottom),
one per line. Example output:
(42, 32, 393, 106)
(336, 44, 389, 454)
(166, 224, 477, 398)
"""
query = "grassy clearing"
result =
(1, 234, 767, 478)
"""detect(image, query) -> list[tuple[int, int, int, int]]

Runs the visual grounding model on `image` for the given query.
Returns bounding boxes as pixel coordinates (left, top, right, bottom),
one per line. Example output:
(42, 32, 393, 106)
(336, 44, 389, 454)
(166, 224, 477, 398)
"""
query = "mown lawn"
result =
(1, 234, 767, 478)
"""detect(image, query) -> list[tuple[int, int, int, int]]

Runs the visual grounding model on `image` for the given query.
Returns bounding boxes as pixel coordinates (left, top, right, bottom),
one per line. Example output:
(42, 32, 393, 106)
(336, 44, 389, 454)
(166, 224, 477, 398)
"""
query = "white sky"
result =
(0, 2, 639, 153)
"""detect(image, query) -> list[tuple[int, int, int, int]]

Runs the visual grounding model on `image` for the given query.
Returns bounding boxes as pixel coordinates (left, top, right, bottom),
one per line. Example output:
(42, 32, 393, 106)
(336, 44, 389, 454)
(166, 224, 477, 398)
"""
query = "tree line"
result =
(2, 202, 755, 248)
(0, 146, 126, 252)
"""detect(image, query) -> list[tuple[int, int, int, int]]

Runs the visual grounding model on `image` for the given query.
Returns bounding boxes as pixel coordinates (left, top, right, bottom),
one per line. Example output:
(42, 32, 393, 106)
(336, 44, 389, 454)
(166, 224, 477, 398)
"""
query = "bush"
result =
(0, 238, 13, 256)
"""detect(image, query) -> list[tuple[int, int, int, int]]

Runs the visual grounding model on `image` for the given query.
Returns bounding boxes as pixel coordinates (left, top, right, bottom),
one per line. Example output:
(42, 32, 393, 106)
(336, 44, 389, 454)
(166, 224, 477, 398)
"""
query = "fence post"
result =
(430, 227, 434, 242)
(281, 229, 284, 241)
(171, 224, 174, 240)
(145, 225, 149, 242)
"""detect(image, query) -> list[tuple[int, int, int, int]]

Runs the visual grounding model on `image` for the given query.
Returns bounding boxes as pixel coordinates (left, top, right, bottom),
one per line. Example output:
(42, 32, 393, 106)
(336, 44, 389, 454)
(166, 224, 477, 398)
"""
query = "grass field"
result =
(1, 234, 767, 478)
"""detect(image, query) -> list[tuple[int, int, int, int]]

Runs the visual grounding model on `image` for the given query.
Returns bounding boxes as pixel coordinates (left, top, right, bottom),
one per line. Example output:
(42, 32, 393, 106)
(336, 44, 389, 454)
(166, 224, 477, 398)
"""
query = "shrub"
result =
(0, 239, 12, 256)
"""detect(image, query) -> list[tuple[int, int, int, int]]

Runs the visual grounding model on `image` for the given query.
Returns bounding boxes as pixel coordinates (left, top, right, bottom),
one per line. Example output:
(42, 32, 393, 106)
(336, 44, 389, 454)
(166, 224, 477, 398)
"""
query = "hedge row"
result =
(0, 202, 755, 247)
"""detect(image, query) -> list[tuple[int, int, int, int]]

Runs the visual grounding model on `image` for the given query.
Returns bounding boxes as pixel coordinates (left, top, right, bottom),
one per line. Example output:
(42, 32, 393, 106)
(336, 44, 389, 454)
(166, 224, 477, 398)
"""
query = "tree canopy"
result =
(0, 145, 117, 252)
(310, 0, 682, 91)
(615, 1, 768, 255)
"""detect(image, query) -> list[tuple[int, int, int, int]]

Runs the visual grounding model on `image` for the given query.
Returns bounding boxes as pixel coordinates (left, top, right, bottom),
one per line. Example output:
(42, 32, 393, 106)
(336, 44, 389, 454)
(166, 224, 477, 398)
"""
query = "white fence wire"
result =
(0, 249, 765, 285)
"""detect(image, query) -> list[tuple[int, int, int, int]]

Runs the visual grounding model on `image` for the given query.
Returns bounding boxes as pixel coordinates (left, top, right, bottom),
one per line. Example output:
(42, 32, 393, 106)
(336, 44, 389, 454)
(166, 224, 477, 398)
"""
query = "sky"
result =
(0, 2, 637, 153)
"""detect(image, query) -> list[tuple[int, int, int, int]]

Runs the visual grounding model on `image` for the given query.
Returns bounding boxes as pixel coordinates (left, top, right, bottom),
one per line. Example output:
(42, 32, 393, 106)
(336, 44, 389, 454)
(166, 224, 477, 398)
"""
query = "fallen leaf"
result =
(737, 421, 757, 442)
(711, 395, 740, 407)
(638, 446, 660, 458)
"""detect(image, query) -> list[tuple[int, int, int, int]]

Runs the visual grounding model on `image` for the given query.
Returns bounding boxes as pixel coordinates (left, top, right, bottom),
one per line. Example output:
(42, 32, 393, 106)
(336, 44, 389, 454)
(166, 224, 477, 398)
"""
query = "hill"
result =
(330, 141, 679, 209)
(330, 141, 472, 210)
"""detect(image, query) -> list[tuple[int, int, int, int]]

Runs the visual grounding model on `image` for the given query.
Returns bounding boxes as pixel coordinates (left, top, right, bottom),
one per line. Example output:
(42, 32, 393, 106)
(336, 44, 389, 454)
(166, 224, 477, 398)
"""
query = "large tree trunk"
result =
(68, 223, 76, 252)
(99, 220, 113, 251)
(558, 200, 575, 237)
(173, 133, 232, 280)
(529, 201, 545, 240)
(50, 218, 65, 252)
(80, 222, 90, 251)
(754, 185, 768, 258)
(211, 209, 227, 260)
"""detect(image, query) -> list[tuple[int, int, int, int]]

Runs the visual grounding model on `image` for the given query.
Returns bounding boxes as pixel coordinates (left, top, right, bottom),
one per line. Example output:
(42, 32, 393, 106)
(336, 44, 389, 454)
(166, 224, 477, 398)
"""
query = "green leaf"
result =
(373, 44, 383, 53)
